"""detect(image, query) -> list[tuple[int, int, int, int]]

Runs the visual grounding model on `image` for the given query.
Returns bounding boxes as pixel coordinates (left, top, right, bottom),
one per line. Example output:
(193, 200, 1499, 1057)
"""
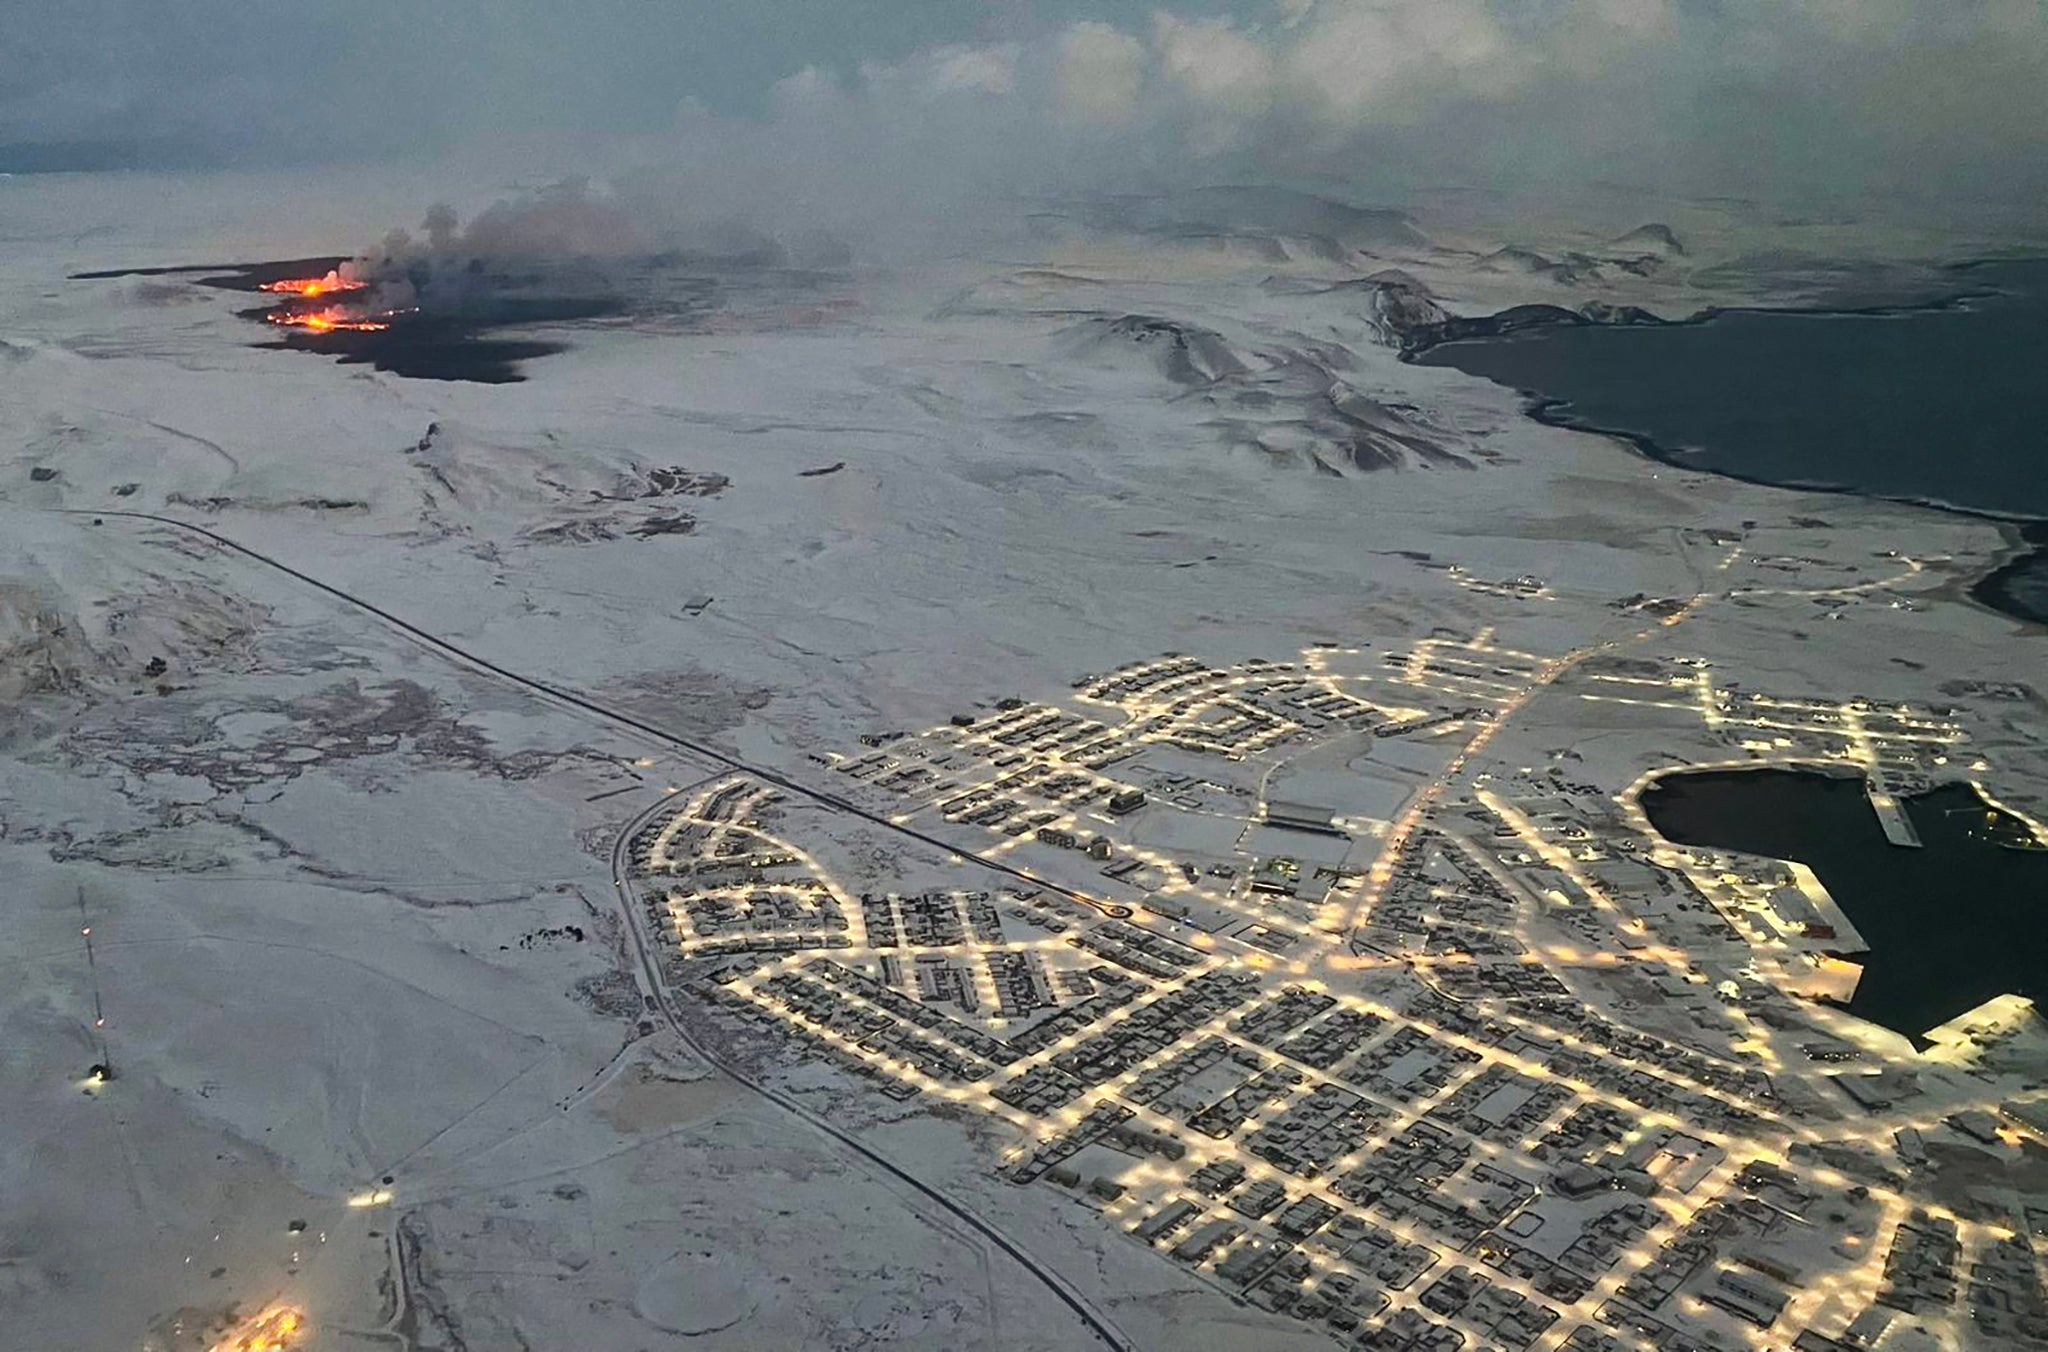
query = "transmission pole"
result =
(75, 885, 111, 1081)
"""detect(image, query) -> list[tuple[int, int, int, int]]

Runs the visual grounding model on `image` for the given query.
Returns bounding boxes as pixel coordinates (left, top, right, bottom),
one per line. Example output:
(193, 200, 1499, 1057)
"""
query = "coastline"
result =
(1496, 388, 2048, 628)
(1639, 768, 2048, 1041)
(1400, 258, 2048, 628)
(1972, 520, 2048, 623)
(1396, 254, 2035, 360)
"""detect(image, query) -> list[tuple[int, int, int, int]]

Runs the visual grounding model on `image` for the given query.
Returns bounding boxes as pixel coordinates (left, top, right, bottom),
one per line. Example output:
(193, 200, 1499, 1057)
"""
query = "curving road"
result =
(608, 788, 1138, 1352)
(70, 507, 1138, 1351)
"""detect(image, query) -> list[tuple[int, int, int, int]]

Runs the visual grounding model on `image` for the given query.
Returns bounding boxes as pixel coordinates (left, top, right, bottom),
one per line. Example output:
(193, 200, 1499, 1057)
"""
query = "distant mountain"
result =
(1138, 186, 1428, 248)
(1263, 270, 1451, 344)
(1475, 246, 1607, 286)
(1057, 307, 1474, 473)
(1607, 223, 1687, 257)
(1478, 245, 1563, 277)
(1056, 313, 1250, 386)
(1051, 186, 1428, 263)
(1395, 300, 1668, 355)
(1469, 225, 1685, 287)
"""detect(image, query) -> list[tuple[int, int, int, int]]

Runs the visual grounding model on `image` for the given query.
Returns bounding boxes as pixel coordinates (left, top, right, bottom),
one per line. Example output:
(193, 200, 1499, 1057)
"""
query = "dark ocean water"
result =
(1416, 259, 2048, 620)
(1641, 771, 2048, 1040)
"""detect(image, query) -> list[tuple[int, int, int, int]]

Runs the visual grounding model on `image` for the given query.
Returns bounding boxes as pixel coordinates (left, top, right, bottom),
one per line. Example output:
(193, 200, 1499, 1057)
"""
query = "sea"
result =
(1414, 258, 2048, 622)
(1641, 771, 2048, 1040)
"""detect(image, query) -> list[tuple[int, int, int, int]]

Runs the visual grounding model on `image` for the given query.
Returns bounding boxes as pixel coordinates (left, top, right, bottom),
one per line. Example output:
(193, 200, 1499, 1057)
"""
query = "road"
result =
(1347, 601, 1708, 938)
(72, 509, 1128, 916)
(73, 508, 1138, 1352)
(609, 789, 1138, 1352)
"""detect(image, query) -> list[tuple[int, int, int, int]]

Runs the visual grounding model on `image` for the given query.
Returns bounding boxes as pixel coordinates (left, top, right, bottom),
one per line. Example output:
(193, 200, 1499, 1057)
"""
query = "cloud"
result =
(5, 1, 2044, 229)
(740, 0, 2048, 217)
(1154, 16, 1273, 114)
(872, 44, 1021, 99)
(1054, 22, 1149, 127)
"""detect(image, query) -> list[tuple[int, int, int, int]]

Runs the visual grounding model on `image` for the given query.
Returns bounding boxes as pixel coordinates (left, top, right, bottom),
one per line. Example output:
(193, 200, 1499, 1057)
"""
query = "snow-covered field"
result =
(2, 168, 2042, 1351)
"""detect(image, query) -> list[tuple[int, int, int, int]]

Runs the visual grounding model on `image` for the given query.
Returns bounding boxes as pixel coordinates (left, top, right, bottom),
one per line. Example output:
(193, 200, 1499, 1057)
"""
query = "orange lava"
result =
(265, 305, 391, 333)
(208, 1304, 305, 1352)
(259, 274, 363, 297)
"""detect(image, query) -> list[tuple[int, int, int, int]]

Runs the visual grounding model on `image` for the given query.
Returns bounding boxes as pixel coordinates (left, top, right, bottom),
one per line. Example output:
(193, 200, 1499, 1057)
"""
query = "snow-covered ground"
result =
(2, 168, 2042, 1351)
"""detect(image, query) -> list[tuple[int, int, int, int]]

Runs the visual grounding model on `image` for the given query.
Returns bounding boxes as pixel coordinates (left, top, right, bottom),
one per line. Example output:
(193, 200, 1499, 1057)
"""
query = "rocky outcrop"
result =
(1394, 300, 1667, 355)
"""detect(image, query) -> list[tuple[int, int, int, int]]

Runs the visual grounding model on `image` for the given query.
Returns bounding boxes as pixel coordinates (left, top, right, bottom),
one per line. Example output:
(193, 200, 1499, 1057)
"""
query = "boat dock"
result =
(1865, 786, 1924, 848)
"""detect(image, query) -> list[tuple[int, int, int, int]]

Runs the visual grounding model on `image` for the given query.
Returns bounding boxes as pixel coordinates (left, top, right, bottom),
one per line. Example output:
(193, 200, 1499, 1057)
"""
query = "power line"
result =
(76, 885, 112, 1080)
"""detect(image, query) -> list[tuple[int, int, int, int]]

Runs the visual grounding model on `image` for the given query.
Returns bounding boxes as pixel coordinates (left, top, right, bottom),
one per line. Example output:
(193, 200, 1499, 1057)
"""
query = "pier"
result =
(1864, 786, 1924, 848)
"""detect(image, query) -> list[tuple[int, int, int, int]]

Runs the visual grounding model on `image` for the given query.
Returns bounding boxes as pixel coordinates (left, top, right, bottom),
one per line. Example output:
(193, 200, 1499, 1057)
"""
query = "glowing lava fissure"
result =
(258, 267, 407, 331)
(258, 273, 365, 297)
(263, 302, 408, 333)
(191, 248, 693, 381)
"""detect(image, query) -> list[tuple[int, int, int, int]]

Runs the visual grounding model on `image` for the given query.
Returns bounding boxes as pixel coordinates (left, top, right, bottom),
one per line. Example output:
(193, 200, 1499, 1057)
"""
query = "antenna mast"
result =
(76, 885, 112, 1080)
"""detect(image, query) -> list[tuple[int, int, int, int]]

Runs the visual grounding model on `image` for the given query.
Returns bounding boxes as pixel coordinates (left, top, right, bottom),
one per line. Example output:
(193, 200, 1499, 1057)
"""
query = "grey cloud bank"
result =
(5, 2, 2046, 226)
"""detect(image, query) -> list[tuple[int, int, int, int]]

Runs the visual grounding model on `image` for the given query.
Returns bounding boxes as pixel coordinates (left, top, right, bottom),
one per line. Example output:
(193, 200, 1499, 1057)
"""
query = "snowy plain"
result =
(2, 166, 2044, 1351)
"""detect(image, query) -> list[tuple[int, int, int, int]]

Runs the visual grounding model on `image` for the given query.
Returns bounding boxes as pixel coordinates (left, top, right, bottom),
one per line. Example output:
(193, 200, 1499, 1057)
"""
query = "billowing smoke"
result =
(333, 185, 647, 320)
(309, 180, 842, 336)
(242, 180, 864, 382)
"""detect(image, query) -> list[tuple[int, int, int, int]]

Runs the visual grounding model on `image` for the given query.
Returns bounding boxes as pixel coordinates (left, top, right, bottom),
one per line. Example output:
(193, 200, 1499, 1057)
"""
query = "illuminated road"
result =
(73, 509, 1137, 1351)
(608, 787, 1140, 1352)
(85, 506, 2008, 1349)
(1347, 601, 1706, 937)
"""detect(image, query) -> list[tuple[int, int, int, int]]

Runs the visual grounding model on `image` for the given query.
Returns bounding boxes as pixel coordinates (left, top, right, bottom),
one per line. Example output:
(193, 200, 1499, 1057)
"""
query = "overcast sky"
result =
(5, 1, 2046, 219)
(0, 1, 1237, 168)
